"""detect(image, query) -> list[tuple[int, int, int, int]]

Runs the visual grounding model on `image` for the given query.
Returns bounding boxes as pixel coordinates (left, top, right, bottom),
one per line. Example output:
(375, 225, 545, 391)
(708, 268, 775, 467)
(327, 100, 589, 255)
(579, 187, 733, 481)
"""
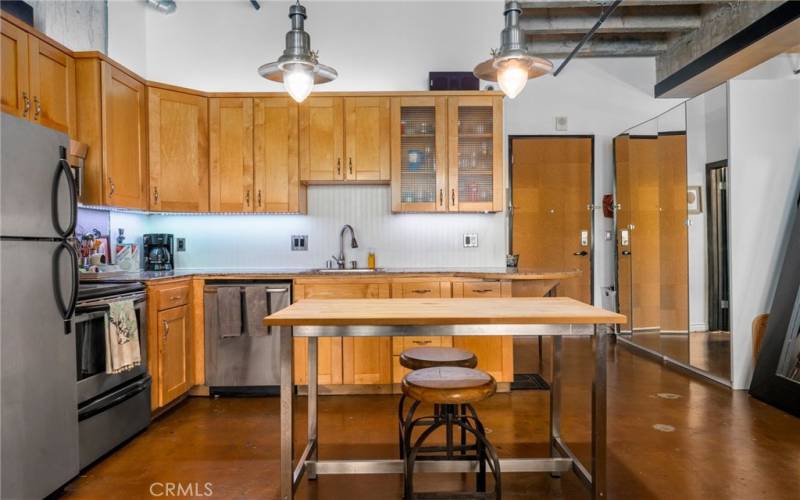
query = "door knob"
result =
(573, 251, 588, 256)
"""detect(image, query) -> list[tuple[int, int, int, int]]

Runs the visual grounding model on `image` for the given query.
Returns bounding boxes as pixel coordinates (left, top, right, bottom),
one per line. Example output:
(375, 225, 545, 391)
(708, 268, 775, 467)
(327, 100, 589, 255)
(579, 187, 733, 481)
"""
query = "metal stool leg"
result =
(398, 394, 407, 459)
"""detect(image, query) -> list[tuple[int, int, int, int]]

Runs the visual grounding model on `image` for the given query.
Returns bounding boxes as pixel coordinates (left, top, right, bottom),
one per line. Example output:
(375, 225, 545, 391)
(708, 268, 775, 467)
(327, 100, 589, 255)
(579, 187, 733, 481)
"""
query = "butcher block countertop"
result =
(263, 297, 626, 327)
(80, 267, 582, 283)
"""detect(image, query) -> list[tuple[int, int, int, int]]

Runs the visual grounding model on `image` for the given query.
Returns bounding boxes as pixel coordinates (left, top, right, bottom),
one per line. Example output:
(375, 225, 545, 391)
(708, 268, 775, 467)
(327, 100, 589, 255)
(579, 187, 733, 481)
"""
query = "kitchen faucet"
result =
(332, 224, 358, 269)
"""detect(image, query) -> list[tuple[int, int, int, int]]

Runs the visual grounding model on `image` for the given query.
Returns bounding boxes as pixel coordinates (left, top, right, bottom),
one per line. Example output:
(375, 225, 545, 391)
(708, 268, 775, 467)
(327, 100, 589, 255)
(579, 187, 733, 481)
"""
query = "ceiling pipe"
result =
(552, 0, 622, 76)
(145, 0, 176, 14)
(250, 0, 261, 10)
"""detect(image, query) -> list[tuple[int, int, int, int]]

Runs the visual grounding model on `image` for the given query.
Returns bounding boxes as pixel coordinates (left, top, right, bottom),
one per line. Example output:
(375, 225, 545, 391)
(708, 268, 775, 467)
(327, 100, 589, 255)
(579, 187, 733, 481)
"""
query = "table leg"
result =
(307, 337, 319, 480)
(592, 327, 607, 498)
(280, 328, 294, 500)
(549, 335, 562, 478)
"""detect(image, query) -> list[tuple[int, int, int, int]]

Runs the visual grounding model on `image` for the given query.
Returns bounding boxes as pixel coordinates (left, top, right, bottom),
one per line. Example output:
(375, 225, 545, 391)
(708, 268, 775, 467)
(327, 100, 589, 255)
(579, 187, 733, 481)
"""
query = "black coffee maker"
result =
(143, 234, 174, 271)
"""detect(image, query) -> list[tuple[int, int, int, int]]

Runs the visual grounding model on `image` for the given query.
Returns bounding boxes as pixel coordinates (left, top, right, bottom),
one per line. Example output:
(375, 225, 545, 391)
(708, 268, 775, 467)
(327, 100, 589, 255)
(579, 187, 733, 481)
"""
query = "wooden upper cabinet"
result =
(447, 95, 503, 212)
(209, 97, 254, 212)
(344, 96, 390, 182)
(148, 87, 209, 212)
(253, 97, 306, 213)
(299, 96, 344, 182)
(391, 96, 448, 212)
(1, 18, 30, 119)
(1, 18, 75, 135)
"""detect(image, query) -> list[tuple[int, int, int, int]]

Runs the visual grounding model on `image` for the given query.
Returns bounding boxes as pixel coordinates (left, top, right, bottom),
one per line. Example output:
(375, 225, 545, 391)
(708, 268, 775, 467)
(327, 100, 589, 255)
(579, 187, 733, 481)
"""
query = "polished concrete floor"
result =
(625, 330, 731, 380)
(63, 338, 800, 499)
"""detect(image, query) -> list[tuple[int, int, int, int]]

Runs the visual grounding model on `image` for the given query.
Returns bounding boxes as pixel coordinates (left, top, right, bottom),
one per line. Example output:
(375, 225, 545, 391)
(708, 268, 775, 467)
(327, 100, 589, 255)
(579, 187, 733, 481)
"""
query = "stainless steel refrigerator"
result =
(1, 113, 80, 498)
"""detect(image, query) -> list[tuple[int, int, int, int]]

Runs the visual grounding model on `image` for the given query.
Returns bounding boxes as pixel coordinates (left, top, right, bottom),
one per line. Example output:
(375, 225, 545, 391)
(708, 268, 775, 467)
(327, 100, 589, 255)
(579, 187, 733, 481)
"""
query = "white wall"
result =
(728, 76, 800, 389)
(106, 0, 147, 76)
(104, 1, 681, 294)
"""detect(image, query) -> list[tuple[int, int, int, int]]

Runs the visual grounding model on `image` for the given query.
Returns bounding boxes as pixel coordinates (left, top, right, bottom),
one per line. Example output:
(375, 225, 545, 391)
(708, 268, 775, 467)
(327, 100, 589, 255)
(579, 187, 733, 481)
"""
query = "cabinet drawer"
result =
(156, 284, 190, 310)
(392, 335, 452, 355)
(462, 281, 502, 297)
(400, 282, 442, 298)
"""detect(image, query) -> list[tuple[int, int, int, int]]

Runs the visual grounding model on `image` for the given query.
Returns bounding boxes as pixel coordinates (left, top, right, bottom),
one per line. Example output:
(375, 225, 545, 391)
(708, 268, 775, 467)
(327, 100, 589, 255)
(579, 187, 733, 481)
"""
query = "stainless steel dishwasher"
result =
(204, 281, 291, 395)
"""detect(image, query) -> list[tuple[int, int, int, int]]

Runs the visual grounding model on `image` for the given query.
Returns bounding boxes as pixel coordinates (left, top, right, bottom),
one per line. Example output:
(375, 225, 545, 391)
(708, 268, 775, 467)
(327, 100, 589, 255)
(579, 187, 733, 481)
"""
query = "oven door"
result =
(74, 293, 147, 405)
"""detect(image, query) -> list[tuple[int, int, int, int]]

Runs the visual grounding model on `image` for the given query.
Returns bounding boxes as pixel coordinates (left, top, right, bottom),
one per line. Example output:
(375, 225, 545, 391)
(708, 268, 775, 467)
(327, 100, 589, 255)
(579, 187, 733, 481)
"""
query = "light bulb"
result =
(496, 59, 530, 99)
(283, 63, 314, 103)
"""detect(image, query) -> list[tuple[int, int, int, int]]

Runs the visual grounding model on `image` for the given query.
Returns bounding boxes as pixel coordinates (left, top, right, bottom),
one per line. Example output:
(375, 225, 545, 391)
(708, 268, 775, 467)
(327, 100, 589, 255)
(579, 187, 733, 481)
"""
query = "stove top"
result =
(78, 282, 145, 301)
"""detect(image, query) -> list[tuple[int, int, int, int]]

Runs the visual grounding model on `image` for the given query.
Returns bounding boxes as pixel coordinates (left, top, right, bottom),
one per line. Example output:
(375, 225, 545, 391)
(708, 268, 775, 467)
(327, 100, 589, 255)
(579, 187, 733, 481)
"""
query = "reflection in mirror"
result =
(686, 83, 730, 379)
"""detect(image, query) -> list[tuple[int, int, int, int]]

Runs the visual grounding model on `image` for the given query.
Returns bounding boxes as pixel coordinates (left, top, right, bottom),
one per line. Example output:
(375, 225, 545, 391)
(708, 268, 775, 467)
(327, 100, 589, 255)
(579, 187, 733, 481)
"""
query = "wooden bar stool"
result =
(398, 347, 478, 459)
(400, 366, 501, 500)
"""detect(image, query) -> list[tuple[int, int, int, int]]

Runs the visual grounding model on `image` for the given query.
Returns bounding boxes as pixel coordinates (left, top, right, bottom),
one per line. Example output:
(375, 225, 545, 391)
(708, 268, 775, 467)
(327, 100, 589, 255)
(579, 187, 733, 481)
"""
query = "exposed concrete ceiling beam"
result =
(520, 6, 701, 34)
(521, 1, 725, 8)
(528, 36, 668, 57)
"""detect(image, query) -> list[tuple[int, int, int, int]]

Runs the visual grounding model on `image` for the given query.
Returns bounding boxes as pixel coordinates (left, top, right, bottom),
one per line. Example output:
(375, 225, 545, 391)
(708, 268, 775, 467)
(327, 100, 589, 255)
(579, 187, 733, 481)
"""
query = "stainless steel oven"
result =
(74, 282, 151, 468)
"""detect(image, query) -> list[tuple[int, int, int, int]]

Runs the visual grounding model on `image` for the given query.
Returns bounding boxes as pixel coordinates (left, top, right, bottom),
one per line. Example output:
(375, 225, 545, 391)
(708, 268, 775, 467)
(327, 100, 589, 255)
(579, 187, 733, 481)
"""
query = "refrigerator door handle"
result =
(52, 147, 77, 238)
(53, 240, 79, 334)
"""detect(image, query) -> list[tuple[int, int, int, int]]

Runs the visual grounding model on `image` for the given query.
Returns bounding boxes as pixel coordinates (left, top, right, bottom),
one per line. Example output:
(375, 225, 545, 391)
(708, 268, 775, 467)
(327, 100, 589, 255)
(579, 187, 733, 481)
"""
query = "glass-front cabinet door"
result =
(391, 96, 447, 212)
(448, 95, 503, 212)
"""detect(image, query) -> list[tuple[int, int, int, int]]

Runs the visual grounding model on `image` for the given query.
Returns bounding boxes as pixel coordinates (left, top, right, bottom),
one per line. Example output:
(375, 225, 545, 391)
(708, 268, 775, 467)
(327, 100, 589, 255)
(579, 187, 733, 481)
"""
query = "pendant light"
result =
(257, 1, 337, 103)
(473, 0, 552, 99)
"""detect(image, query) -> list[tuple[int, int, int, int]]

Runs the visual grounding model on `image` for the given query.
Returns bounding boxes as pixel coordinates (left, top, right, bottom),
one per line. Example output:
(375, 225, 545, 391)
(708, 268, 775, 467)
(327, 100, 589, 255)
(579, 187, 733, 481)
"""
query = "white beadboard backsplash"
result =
(109, 185, 506, 270)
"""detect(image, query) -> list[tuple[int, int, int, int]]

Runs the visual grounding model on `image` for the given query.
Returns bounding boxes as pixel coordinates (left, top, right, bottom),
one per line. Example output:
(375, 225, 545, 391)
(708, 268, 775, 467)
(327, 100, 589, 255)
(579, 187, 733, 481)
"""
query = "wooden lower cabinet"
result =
(292, 279, 391, 386)
(147, 279, 193, 411)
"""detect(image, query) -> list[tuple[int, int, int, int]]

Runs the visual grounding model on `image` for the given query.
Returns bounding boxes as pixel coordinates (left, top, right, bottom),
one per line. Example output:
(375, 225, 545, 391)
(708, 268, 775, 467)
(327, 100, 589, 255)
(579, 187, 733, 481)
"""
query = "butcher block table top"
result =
(263, 297, 626, 327)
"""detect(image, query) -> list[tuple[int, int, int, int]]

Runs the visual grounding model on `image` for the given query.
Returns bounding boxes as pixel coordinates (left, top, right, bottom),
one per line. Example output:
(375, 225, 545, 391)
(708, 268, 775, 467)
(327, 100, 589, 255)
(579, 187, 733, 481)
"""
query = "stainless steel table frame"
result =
(279, 324, 607, 499)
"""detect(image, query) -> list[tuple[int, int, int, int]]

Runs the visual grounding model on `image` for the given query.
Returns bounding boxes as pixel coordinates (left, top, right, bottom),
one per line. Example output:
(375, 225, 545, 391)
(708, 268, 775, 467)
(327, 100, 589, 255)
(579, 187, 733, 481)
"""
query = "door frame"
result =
(508, 134, 596, 304)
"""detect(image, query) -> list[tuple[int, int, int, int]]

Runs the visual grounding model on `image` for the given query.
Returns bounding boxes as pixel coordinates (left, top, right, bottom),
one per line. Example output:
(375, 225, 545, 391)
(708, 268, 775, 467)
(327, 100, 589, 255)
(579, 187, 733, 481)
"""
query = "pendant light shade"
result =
(257, 1, 337, 103)
(473, 1, 552, 99)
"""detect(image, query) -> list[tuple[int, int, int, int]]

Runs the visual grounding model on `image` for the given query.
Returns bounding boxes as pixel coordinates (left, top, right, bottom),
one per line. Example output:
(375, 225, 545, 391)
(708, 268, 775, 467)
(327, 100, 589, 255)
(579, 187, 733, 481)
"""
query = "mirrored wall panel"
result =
(614, 83, 730, 382)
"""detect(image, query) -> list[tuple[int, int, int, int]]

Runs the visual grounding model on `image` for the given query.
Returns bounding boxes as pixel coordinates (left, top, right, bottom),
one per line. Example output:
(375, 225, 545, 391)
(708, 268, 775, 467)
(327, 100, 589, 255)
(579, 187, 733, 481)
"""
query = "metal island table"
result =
(263, 297, 626, 500)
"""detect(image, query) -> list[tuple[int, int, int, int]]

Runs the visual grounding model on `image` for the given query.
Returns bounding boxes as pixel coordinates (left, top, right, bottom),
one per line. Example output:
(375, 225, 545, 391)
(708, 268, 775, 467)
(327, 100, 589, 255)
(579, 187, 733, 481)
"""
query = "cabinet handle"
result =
(22, 92, 30, 116)
(473, 289, 494, 293)
(169, 295, 181, 301)
(451, 188, 455, 205)
(336, 158, 341, 176)
(348, 157, 353, 175)
(412, 340, 432, 345)
(411, 289, 432, 294)
(246, 189, 250, 207)
(33, 96, 41, 119)
(109, 177, 115, 196)
(258, 189, 262, 207)
(153, 186, 159, 203)
(163, 320, 169, 339)
(439, 188, 443, 206)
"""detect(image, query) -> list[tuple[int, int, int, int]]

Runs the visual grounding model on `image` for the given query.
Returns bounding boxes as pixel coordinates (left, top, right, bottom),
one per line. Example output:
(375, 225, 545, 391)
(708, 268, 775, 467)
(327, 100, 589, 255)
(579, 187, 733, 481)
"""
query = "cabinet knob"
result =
(348, 157, 353, 175)
(258, 189, 262, 207)
(22, 92, 30, 116)
(109, 177, 115, 196)
(451, 188, 456, 205)
(33, 96, 41, 119)
(439, 189, 443, 206)
(336, 158, 341, 176)
(246, 189, 251, 207)
(153, 186, 159, 203)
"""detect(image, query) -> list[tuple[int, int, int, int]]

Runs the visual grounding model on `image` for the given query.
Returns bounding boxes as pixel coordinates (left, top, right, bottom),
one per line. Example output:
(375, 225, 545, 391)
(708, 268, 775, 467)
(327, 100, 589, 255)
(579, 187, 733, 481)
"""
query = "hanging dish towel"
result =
(217, 286, 243, 338)
(105, 299, 141, 374)
(244, 286, 270, 337)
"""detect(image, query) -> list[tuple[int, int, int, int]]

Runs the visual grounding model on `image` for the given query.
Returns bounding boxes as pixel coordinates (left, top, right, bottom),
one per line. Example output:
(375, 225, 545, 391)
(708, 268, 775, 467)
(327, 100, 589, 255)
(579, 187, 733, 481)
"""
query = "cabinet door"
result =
(451, 281, 513, 382)
(148, 87, 209, 212)
(28, 37, 75, 135)
(299, 96, 344, 182)
(1, 19, 29, 119)
(253, 97, 305, 213)
(158, 305, 191, 407)
(391, 96, 447, 212)
(101, 63, 147, 209)
(344, 96, 390, 181)
(447, 96, 503, 212)
(209, 98, 254, 212)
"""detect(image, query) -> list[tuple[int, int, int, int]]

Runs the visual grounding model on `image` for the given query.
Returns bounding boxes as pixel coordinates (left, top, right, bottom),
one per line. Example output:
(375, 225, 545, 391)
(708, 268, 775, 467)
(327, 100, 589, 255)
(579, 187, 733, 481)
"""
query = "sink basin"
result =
(314, 268, 384, 273)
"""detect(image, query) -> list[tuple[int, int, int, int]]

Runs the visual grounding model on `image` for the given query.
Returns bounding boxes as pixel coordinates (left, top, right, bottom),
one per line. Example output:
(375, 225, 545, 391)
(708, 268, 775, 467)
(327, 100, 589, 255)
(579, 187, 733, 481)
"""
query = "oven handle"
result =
(76, 292, 146, 310)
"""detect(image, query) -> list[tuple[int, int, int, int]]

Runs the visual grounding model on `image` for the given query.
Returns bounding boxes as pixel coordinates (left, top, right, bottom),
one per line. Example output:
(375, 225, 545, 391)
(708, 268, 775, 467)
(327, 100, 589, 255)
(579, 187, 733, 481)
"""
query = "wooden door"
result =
(391, 96, 448, 212)
(209, 97, 254, 212)
(101, 63, 147, 209)
(28, 37, 75, 134)
(447, 95, 503, 212)
(451, 281, 513, 382)
(253, 97, 305, 213)
(148, 87, 209, 212)
(344, 96, 390, 181)
(299, 96, 344, 182)
(158, 305, 191, 407)
(511, 137, 593, 302)
(1, 19, 29, 119)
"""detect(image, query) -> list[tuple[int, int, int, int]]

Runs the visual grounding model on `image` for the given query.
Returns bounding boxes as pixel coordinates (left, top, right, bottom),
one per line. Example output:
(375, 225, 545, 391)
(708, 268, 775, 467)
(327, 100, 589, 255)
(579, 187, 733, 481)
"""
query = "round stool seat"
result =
(401, 366, 496, 405)
(400, 347, 478, 371)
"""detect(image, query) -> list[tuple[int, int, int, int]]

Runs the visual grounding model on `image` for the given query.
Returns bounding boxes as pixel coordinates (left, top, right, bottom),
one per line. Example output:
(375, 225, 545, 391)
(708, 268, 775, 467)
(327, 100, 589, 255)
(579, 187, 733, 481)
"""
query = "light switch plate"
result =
(291, 235, 308, 251)
(176, 238, 186, 252)
(463, 233, 478, 248)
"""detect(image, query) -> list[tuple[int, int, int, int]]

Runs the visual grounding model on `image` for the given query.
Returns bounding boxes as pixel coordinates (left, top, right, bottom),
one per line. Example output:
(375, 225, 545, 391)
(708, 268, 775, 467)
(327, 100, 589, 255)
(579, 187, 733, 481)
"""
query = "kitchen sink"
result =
(314, 268, 384, 273)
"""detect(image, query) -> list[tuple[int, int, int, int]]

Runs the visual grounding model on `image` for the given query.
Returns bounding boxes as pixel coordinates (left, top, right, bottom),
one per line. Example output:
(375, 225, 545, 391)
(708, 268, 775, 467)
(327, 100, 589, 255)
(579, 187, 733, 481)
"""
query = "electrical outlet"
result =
(463, 233, 478, 248)
(291, 235, 308, 251)
(555, 116, 568, 131)
(176, 238, 186, 252)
